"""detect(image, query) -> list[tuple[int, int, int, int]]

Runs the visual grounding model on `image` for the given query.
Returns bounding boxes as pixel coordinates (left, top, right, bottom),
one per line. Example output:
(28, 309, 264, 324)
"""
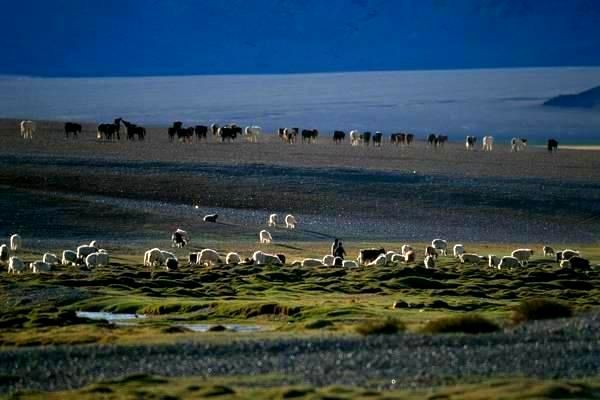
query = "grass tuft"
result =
(422, 314, 500, 334)
(355, 318, 404, 336)
(512, 299, 573, 324)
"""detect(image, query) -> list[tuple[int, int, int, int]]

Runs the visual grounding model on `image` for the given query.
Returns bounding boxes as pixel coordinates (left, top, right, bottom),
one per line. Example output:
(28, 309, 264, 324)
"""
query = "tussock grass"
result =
(355, 318, 405, 336)
(512, 299, 573, 324)
(422, 314, 500, 334)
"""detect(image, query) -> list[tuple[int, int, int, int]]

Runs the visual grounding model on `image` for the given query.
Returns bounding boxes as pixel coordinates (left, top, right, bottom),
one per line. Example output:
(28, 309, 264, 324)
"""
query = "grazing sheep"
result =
(498, 256, 521, 270)
(89, 240, 98, 248)
(198, 249, 220, 266)
(511, 249, 534, 265)
(459, 253, 481, 264)
(385, 251, 400, 263)
(30, 261, 51, 273)
(357, 248, 385, 265)
(165, 258, 178, 271)
(333, 256, 343, 266)
(391, 253, 404, 263)
(302, 258, 325, 267)
(424, 245, 438, 259)
(557, 249, 579, 262)
(62, 250, 78, 266)
(322, 255, 335, 266)
(160, 250, 176, 262)
(8, 256, 25, 274)
(144, 248, 163, 267)
(560, 259, 570, 268)
(566, 256, 590, 270)
(404, 250, 416, 263)
(188, 253, 199, 265)
(285, 214, 297, 229)
(488, 255, 501, 269)
(252, 251, 282, 265)
(43, 253, 59, 265)
(424, 255, 435, 269)
(276, 254, 287, 265)
(259, 230, 273, 244)
(543, 246, 555, 257)
(203, 214, 218, 223)
(10, 234, 22, 251)
(226, 252, 241, 265)
(342, 260, 359, 268)
(96, 251, 110, 266)
(367, 253, 387, 267)
(401, 244, 413, 256)
(453, 244, 465, 258)
(0, 244, 9, 264)
(77, 245, 98, 261)
(431, 239, 448, 256)
(86, 252, 109, 268)
(268, 213, 278, 227)
(171, 229, 189, 248)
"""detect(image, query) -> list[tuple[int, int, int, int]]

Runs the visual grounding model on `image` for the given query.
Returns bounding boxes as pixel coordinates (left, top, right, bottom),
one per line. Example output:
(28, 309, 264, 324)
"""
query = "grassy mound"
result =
(512, 299, 573, 324)
(422, 314, 500, 334)
(355, 318, 404, 336)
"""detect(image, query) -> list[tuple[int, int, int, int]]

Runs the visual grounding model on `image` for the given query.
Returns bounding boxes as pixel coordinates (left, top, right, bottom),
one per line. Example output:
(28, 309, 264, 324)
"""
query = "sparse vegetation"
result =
(355, 318, 405, 335)
(512, 299, 573, 324)
(422, 314, 501, 334)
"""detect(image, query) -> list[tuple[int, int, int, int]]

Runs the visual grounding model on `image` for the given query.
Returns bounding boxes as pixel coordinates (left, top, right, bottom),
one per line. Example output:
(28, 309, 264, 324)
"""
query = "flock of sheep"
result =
(1, 235, 111, 274)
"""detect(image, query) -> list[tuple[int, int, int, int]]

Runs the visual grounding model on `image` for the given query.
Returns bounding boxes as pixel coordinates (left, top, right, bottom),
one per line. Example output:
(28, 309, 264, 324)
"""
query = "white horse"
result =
(20, 120, 36, 140)
(511, 138, 527, 152)
(244, 126, 261, 143)
(482, 136, 494, 151)
(349, 130, 361, 146)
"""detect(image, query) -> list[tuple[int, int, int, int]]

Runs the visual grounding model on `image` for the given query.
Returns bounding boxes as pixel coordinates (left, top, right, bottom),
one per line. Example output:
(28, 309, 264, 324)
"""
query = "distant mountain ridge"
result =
(544, 86, 600, 108)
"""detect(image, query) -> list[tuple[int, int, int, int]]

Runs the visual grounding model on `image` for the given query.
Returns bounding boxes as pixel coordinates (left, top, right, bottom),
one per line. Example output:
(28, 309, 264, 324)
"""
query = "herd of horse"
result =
(17, 119, 560, 152)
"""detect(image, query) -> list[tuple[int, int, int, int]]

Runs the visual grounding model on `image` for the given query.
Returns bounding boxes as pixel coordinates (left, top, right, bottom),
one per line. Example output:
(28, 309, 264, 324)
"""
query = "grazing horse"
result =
(177, 127, 194, 143)
(20, 120, 35, 140)
(210, 123, 220, 136)
(333, 130, 345, 143)
(122, 120, 146, 140)
(362, 131, 372, 146)
(511, 137, 527, 152)
(282, 128, 298, 144)
(218, 125, 240, 142)
(406, 134, 414, 146)
(482, 136, 494, 151)
(64, 122, 82, 138)
(390, 133, 406, 145)
(427, 134, 438, 147)
(195, 125, 208, 141)
(547, 139, 558, 153)
(437, 135, 448, 146)
(372, 132, 383, 147)
(301, 129, 318, 143)
(97, 122, 119, 141)
(168, 121, 182, 142)
(465, 136, 477, 150)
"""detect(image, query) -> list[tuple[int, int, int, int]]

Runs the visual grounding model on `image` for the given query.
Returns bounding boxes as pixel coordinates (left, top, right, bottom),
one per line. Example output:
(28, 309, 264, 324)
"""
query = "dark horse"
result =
(97, 119, 120, 141)
(122, 120, 146, 141)
(64, 122, 82, 138)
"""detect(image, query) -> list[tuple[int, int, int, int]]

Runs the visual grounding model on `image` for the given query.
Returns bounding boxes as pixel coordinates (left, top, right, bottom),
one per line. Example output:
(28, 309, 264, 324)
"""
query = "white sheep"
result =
(160, 250, 176, 263)
(30, 260, 51, 273)
(10, 234, 22, 251)
(96, 251, 110, 266)
(367, 253, 387, 267)
(268, 213, 278, 227)
(43, 253, 59, 265)
(560, 259, 571, 268)
(333, 256, 343, 266)
(453, 244, 465, 258)
(198, 249, 221, 266)
(404, 250, 416, 263)
(259, 230, 273, 244)
(431, 239, 448, 256)
(89, 240, 98, 248)
(401, 244, 413, 256)
(343, 260, 359, 268)
(542, 246, 555, 257)
(560, 249, 580, 260)
(322, 255, 335, 266)
(390, 253, 404, 263)
(302, 258, 324, 267)
(459, 253, 481, 264)
(511, 249, 534, 265)
(385, 251, 400, 263)
(77, 245, 98, 261)
(252, 251, 282, 265)
(226, 252, 241, 265)
(144, 248, 163, 267)
(8, 256, 25, 274)
(488, 255, 501, 269)
(424, 255, 435, 269)
(285, 214, 297, 229)
(62, 250, 78, 266)
(0, 244, 9, 264)
(498, 256, 521, 270)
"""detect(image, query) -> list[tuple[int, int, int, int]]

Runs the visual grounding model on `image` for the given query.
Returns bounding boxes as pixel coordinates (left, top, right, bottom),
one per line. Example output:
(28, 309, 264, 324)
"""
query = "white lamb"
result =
(302, 258, 324, 267)
(453, 244, 465, 258)
(498, 256, 521, 270)
(43, 253, 59, 265)
(367, 254, 387, 267)
(226, 252, 241, 265)
(285, 214, 297, 229)
(30, 260, 51, 273)
(62, 250, 78, 266)
(259, 230, 273, 244)
(10, 234, 22, 251)
(198, 249, 221, 266)
(268, 213, 278, 227)
(144, 248, 163, 267)
(252, 251, 282, 265)
(8, 256, 25, 274)
(322, 255, 335, 266)
(432, 239, 448, 256)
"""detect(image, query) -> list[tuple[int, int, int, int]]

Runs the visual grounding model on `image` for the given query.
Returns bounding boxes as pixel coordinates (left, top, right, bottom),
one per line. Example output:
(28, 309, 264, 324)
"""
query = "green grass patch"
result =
(422, 314, 501, 334)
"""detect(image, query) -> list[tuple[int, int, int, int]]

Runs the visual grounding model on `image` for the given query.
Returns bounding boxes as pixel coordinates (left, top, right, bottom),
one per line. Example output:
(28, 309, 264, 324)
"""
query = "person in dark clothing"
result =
(334, 241, 346, 260)
(331, 238, 339, 256)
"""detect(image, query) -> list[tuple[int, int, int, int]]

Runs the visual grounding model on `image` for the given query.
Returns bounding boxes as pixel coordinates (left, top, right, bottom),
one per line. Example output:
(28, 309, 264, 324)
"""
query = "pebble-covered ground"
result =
(1, 314, 599, 394)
